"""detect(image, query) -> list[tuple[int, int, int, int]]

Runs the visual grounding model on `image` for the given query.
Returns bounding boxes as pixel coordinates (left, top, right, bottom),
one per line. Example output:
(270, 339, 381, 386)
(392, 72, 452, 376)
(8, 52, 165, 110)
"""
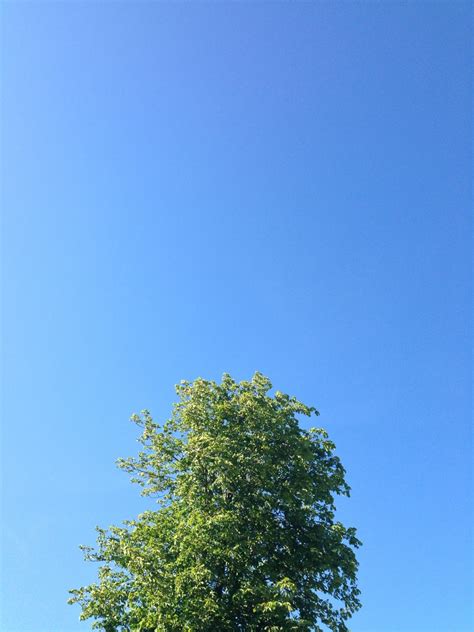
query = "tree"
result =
(69, 373, 361, 631)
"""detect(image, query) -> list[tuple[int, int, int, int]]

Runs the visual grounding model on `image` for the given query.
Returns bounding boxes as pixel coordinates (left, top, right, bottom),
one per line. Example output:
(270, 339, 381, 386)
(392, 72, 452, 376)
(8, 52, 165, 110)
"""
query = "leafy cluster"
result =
(69, 373, 361, 631)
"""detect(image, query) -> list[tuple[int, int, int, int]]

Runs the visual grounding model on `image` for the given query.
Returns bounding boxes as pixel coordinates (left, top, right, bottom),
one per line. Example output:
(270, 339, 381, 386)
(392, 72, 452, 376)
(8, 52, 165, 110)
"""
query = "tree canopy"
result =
(69, 373, 361, 631)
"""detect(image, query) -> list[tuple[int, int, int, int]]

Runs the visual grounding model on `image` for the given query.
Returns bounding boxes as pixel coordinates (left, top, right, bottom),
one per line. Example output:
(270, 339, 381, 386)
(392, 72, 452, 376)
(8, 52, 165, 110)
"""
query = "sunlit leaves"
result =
(70, 373, 361, 631)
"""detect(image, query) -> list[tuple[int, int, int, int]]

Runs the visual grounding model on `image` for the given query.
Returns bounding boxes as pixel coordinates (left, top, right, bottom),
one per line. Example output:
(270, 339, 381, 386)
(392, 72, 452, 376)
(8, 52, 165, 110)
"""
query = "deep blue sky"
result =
(1, 2, 472, 631)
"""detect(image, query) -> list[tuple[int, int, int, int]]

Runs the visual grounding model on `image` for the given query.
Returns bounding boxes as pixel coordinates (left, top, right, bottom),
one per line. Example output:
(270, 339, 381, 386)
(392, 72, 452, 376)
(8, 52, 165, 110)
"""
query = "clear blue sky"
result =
(1, 2, 471, 631)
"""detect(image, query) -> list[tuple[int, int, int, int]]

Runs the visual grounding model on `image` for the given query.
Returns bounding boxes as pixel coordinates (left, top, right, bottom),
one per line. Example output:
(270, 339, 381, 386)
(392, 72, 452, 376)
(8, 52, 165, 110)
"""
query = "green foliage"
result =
(69, 373, 361, 631)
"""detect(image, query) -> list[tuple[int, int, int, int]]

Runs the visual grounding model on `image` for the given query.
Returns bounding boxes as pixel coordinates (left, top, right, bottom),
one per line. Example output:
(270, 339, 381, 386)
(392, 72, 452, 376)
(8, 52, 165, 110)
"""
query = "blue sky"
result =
(1, 2, 471, 631)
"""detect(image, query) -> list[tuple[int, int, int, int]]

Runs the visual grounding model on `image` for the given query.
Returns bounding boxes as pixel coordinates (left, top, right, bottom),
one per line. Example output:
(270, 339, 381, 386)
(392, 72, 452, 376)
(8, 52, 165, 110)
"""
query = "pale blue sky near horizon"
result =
(1, 2, 472, 631)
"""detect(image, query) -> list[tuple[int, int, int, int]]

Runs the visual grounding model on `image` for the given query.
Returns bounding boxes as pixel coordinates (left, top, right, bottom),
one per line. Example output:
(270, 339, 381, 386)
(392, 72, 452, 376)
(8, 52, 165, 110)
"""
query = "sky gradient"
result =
(1, 2, 472, 631)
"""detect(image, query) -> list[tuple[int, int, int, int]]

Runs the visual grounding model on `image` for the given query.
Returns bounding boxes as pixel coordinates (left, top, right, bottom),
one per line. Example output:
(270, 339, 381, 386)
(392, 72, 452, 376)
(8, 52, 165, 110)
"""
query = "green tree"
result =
(69, 373, 361, 631)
